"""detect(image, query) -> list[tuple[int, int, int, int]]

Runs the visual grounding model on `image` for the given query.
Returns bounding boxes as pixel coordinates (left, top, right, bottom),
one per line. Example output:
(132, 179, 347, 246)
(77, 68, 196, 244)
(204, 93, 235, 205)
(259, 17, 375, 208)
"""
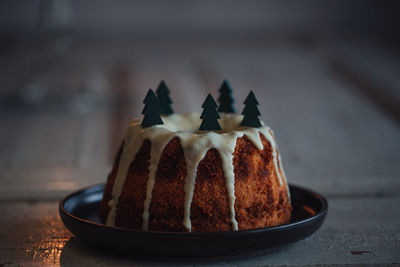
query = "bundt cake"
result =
(99, 112, 292, 232)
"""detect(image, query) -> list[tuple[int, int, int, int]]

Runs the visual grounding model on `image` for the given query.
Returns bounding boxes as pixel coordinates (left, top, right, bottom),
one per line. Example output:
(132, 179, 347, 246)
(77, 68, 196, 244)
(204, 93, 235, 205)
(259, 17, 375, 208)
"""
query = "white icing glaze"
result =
(106, 112, 289, 231)
(276, 141, 291, 201)
(142, 133, 175, 230)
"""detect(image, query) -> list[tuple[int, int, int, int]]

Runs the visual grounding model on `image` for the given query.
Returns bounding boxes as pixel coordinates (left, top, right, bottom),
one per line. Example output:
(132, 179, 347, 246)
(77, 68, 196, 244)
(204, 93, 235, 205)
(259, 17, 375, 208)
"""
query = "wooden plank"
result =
(0, 38, 399, 266)
(228, 196, 400, 266)
(0, 197, 398, 265)
(76, 111, 112, 168)
(330, 40, 400, 100)
(0, 202, 71, 266)
(0, 111, 35, 165)
(0, 166, 108, 202)
(1, 41, 399, 198)
(329, 40, 400, 123)
(191, 45, 400, 197)
(0, 112, 107, 166)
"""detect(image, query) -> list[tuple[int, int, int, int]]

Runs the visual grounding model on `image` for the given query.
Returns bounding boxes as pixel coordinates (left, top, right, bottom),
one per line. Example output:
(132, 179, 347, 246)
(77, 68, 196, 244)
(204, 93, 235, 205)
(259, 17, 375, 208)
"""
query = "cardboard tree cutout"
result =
(142, 89, 164, 128)
(156, 81, 174, 115)
(240, 90, 262, 127)
(199, 94, 221, 131)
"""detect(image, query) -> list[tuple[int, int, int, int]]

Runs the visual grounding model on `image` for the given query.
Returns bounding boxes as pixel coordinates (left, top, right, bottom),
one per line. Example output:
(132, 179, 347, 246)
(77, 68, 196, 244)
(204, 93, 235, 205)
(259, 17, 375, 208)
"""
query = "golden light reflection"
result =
(301, 205, 316, 215)
(6, 205, 73, 265)
(24, 238, 68, 264)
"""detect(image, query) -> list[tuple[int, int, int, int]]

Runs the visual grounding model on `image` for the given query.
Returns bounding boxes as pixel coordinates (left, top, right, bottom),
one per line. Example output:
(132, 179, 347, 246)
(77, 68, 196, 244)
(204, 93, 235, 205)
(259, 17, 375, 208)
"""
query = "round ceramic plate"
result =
(59, 183, 328, 257)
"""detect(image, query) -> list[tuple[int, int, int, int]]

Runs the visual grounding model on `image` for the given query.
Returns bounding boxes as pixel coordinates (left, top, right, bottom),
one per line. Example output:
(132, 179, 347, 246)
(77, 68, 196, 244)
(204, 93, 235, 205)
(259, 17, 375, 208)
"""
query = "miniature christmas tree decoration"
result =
(217, 80, 236, 113)
(156, 80, 174, 115)
(240, 90, 262, 128)
(141, 89, 164, 128)
(199, 94, 221, 131)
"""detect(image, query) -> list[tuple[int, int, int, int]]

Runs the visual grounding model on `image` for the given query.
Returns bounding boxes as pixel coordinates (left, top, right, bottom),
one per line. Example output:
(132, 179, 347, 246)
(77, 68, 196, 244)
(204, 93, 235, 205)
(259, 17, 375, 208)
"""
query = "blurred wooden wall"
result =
(0, 0, 399, 40)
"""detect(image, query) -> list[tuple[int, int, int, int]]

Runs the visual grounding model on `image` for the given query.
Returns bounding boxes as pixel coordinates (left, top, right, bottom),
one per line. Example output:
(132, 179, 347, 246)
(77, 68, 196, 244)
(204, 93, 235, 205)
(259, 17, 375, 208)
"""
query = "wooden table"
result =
(0, 37, 399, 266)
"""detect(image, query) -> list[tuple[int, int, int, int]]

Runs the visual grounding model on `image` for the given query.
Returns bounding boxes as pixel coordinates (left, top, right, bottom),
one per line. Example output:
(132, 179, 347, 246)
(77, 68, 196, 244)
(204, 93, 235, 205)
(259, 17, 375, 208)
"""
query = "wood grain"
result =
(0, 197, 399, 265)
(0, 38, 399, 265)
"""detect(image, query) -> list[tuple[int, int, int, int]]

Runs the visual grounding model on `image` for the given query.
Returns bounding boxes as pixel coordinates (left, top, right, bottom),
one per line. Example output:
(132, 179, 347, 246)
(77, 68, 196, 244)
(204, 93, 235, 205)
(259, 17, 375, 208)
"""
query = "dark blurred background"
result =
(1, 0, 399, 38)
(0, 0, 399, 197)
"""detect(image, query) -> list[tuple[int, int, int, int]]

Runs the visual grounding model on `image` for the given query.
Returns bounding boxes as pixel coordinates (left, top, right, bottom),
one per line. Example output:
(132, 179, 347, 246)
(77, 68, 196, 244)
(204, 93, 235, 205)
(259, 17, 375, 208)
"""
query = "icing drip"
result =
(105, 112, 289, 231)
(218, 132, 239, 231)
(267, 129, 283, 186)
(180, 130, 240, 231)
(276, 140, 291, 201)
(142, 134, 174, 230)
(180, 134, 211, 231)
(105, 120, 143, 226)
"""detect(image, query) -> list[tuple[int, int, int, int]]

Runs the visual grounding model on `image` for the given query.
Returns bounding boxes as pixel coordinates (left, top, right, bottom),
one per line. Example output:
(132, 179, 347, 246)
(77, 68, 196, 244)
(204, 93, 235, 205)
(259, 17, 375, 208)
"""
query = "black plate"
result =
(59, 183, 328, 257)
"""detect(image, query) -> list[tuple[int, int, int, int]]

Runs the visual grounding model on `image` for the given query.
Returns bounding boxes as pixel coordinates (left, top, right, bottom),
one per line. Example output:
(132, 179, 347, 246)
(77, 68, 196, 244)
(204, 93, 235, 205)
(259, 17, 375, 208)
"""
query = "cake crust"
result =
(100, 131, 291, 232)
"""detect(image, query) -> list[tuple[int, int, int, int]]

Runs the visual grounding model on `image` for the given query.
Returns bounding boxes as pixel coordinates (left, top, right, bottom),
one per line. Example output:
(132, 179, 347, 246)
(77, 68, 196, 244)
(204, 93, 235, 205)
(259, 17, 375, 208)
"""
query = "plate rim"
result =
(59, 183, 328, 237)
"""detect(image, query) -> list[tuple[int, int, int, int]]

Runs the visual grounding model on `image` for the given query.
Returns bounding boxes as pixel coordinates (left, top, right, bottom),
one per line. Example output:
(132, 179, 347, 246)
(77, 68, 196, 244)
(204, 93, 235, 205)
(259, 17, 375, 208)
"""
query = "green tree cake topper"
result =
(156, 80, 174, 115)
(199, 94, 222, 131)
(141, 89, 164, 128)
(240, 90, 262, 128)
(217, 80, 236, 113)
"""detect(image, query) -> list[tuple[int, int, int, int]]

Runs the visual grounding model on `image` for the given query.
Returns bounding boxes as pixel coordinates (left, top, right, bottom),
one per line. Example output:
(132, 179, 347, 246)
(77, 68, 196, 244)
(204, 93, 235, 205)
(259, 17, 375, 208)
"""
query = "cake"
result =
(99, 84, 291, 232)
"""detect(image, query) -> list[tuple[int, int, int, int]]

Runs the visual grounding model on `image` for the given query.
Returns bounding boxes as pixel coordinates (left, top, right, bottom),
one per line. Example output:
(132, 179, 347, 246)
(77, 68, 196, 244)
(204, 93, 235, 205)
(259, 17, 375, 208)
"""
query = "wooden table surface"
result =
(0, 37, 399, 266)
